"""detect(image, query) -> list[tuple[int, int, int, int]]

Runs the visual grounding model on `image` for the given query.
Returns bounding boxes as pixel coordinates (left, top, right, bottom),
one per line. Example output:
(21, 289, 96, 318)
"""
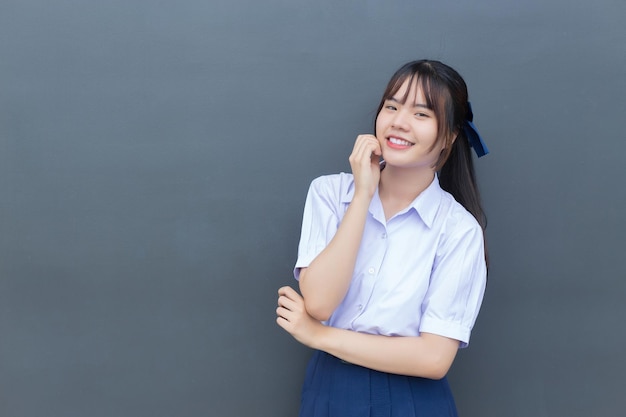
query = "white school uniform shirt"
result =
(294, 173, 487, 348)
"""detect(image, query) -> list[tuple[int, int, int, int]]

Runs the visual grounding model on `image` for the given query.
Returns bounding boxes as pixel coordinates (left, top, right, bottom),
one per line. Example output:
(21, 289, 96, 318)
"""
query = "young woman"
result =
(276, 59, 489, 417)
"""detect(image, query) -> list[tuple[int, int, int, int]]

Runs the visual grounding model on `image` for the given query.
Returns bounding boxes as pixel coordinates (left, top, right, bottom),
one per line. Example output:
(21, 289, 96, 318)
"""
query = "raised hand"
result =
(348, 134, 382, 199)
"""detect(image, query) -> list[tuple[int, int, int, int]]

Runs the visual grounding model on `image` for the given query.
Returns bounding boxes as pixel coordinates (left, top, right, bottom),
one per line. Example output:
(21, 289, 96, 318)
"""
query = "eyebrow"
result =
(388, 96, 432, 110)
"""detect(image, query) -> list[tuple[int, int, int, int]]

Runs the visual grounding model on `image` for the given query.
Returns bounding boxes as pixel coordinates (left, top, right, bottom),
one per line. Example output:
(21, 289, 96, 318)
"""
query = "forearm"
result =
(312, 327, 459, 380)
(299, 192, 371, 320)
(277, 286, 458, 379)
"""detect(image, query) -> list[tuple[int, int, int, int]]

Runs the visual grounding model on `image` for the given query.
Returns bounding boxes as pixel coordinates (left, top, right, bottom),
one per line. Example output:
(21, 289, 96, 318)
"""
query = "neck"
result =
(378, 165, 435, 219)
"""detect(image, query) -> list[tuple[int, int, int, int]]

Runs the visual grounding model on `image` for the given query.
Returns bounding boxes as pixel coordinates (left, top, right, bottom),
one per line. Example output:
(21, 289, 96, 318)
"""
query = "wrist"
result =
(310, 323, 331, 351)
(351, 190, 374, 205)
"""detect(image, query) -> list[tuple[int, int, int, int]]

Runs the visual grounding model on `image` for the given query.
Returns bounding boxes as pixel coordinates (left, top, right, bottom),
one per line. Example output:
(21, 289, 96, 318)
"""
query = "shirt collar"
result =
(340, 179, 355, 204)
(407, 175, 443, 229)
(340, 174, 443, 229)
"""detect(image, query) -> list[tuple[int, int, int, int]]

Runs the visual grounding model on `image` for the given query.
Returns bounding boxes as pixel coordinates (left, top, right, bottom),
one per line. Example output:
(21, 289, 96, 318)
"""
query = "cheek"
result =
(374, 114, 387, 137)
(426, 123, 441, 144)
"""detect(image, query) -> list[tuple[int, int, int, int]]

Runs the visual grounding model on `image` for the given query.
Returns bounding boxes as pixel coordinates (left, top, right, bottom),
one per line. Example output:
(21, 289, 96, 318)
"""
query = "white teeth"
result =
(389, 137, 413, 146)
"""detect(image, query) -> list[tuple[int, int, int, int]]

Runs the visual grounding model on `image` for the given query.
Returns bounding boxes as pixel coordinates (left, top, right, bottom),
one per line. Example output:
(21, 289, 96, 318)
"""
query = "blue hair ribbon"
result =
(463, 102, 489, 157)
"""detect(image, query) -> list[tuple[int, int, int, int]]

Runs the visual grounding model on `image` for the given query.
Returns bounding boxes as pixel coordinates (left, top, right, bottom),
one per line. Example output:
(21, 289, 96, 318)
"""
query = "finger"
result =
(276, 316, 290, 331)
(354, 135, 378, 156)
(276, 315, 296, 334)
(354, 135, 381, 159)
(277, 295, 299, 312)
(371, 139, 382, 156)
(278, 286, 302, 302)
(276, 306, 293, 321)
(370, 146, 381, 161)
(351, 138, 379, 167)
(278, 285, 296, 297)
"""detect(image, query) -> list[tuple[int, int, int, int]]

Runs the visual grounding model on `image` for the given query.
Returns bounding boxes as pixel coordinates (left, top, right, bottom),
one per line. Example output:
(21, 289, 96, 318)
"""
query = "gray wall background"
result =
(1, 1, 625, 416)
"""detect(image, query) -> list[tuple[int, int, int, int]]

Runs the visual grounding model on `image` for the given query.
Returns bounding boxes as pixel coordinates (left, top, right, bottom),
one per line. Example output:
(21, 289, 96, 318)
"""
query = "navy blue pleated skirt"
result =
(299, 351, 458, 417)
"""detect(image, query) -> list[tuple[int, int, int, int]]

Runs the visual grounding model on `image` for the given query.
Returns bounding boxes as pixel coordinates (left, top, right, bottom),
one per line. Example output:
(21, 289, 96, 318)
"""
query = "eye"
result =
(385, 104, 397, 111)
(415, 112, 429, 118)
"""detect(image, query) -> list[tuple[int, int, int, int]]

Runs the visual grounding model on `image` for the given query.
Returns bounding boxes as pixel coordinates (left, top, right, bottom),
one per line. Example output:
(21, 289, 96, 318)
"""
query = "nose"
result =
(391, 108, 410, 130)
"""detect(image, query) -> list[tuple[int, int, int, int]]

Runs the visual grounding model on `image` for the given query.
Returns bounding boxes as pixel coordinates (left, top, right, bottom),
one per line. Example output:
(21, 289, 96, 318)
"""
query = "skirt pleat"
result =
(299, 351, 458, 417)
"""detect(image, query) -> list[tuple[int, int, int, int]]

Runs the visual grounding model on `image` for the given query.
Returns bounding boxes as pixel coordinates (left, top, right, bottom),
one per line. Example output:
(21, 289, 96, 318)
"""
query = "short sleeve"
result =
(418, 216, 487, 348)
(293, 175, 345, 280)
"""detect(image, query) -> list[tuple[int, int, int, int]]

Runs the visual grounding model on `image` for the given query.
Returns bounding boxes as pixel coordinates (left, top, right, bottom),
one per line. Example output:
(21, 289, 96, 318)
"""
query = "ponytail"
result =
(439, 132, 486, 229)
(439, 132, 489, 267)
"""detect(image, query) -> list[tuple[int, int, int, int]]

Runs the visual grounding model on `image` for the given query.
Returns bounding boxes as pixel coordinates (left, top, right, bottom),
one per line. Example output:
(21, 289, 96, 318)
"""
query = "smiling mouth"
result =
(388, 137, 414, 147)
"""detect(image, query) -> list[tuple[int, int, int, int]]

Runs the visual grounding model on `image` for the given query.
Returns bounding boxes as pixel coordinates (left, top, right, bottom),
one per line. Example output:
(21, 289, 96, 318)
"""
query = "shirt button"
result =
(357, 304, 363, 311)
(381, 232, 387, 239)
(368, 267, 375, 275)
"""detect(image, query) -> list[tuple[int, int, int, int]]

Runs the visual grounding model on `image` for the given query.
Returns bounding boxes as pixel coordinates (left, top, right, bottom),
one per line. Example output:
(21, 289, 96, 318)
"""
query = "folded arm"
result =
(277, 286, 459, 379)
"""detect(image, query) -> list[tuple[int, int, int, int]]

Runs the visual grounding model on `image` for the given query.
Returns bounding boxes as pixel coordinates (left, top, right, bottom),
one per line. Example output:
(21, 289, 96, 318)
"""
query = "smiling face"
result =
(375, 78, 444, 171)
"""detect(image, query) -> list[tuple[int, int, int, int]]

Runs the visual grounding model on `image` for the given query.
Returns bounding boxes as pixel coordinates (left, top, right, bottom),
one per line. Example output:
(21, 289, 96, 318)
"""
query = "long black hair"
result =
(375, 60, 487, 230)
